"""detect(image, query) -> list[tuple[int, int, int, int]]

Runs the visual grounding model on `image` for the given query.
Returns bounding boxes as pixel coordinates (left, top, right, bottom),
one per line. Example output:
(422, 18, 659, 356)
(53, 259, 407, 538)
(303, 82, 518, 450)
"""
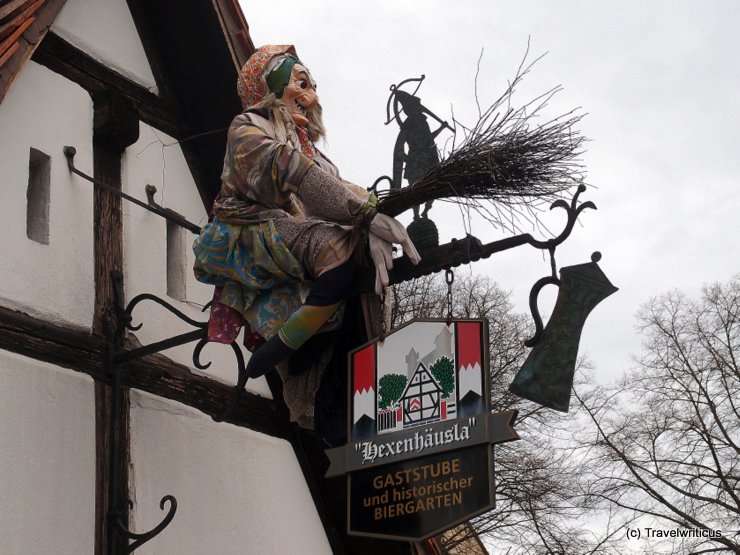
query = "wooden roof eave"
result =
(0, 0, 67, 104)
(125, 0, 253, 209)
(211, 0, 255, 70)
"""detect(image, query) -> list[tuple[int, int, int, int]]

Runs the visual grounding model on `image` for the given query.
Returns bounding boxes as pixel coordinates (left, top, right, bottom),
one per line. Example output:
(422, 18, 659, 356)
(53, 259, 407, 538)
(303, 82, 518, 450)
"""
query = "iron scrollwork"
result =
(382, 183, 596, 287)
(520, 184, 596, 346)
(113, 276, 251, 422)
(107, 270, 251, 553)
(112, 496, 178, 555)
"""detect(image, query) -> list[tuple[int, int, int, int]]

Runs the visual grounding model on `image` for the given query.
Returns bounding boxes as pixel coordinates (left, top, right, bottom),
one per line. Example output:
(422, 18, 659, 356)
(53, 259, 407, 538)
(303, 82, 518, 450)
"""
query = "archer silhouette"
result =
(377, 75, 453, 220)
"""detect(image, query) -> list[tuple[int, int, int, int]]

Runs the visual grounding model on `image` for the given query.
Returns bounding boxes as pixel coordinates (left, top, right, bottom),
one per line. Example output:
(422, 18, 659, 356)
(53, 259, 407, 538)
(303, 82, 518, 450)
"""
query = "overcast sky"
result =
(239, 0, 740, 383)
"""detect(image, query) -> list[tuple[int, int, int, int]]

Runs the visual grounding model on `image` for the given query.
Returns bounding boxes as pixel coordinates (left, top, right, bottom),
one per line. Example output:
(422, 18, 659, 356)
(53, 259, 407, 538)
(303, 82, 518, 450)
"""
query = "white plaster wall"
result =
(0, 61, 95, 329)
(122, 123, 272, 397)
(0, 351, 96, 555)
(52, 0, 157, 92)
(129, 390, 332, 555)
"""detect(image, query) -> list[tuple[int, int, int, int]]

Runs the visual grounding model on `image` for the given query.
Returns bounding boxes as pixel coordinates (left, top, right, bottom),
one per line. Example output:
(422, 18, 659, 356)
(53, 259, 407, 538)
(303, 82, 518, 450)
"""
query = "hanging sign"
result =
(325, 319, 519, 542)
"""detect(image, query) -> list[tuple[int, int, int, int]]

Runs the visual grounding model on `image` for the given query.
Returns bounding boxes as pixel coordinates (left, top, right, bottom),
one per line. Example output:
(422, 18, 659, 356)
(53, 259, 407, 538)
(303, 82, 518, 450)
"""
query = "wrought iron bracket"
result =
(374, 184, 595, 287)
(107, 270, 178, 554)
(113, 496, 177, 555)
(107, 270, 250, 553)
(111, 272, 250, 422)
(370, 185, 597, 347)
(63, 146, 201, 234)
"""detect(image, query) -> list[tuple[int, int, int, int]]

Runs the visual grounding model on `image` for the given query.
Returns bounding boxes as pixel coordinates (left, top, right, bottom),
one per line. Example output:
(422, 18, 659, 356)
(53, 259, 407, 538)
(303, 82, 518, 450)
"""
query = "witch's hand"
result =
(369, 234, 393, 298)
(369, 213, 421, 265)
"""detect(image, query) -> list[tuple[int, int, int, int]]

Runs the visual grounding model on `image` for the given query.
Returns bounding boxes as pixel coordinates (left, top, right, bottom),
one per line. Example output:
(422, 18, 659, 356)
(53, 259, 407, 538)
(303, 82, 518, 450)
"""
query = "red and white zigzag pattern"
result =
(458, 362, 482, 398)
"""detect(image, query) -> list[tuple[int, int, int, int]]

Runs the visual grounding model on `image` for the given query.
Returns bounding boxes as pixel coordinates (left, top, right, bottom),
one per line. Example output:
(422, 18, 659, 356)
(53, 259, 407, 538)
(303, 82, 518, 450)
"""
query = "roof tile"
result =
(0, 0, 65, 103)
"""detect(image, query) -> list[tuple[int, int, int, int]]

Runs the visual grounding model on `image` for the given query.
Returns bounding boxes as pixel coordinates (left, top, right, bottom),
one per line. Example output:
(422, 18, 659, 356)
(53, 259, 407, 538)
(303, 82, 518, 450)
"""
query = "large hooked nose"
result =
(297, 88, 317, 109)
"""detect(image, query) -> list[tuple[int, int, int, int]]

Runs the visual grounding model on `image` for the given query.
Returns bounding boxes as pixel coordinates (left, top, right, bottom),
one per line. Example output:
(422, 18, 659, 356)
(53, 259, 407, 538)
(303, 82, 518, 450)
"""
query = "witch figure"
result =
(193, 45, 420, 431)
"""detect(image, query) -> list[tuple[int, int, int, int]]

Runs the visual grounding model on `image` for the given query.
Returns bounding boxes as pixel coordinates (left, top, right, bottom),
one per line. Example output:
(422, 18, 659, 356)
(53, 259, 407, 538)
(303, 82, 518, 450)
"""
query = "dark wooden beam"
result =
(125, 345, 286, 436)
(91, 90, 136, 554)
(95, 380, 131, 555)
(0, 305, 107, 375)
(93, 89, 140, 152)
(0, 305, 288, 438)
(93, 381, 110, 554)
(31, 31, 182, 139)
(92, 97, 130, 338)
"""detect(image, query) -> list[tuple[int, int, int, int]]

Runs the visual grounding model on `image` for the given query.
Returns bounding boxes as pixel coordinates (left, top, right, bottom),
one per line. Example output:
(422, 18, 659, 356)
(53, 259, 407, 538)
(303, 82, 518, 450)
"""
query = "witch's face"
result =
(279, 64, 318, 127)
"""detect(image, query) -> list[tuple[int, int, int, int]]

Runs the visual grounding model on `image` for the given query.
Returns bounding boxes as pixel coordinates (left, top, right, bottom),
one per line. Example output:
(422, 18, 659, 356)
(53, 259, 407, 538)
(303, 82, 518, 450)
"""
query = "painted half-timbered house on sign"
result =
(401, 362, 443, 426)
(353, 320, 489, 441)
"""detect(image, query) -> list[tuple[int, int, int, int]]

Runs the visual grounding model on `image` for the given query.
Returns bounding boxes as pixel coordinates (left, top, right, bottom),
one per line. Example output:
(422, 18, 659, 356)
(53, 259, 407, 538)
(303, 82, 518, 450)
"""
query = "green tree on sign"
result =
(430, 356, 455, 398)
(378, 373, 407, 409)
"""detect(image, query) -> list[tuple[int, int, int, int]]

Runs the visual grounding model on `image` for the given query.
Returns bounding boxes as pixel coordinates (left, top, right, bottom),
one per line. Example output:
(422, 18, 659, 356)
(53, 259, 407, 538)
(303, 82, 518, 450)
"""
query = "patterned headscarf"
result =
(237, 45, 298, 109)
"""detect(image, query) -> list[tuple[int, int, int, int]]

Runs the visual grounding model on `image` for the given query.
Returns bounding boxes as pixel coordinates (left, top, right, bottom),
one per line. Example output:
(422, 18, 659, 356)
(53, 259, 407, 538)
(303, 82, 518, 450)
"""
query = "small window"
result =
(26, 148, 51, 244)
(166, 220, 186, 301)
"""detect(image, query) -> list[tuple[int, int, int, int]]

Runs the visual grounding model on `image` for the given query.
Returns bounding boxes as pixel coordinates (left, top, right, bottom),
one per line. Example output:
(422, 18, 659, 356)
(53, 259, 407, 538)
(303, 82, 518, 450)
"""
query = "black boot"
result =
(288, 330, 338, 377)
(245, 334, 294, 379)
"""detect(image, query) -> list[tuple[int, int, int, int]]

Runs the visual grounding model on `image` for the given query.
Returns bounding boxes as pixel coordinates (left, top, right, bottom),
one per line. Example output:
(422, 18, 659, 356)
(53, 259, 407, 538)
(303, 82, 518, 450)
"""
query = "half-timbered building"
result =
(0, 1, 487, 553)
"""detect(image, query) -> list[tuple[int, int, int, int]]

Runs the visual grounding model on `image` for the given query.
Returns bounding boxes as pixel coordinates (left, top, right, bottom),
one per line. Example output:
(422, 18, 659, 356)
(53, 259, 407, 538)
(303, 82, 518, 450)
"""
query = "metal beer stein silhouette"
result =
(509, 252, 618, 412)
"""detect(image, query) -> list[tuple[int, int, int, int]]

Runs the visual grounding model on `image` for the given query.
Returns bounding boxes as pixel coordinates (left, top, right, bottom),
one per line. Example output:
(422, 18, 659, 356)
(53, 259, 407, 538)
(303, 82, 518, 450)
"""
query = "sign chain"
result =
(445, 269, 455, 323)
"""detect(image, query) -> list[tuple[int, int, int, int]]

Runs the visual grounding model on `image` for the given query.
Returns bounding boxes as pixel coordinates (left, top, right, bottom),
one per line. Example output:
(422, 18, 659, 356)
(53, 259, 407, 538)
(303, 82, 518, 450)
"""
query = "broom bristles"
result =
(377, 51, 587, 232)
